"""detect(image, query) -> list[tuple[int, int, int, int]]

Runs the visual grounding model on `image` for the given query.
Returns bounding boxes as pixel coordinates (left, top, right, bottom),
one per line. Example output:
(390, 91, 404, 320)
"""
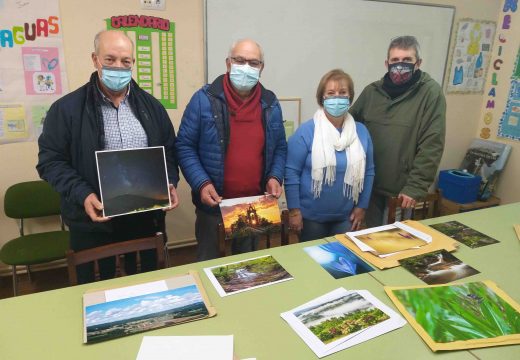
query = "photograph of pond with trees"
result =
(207, 255, 292, 295)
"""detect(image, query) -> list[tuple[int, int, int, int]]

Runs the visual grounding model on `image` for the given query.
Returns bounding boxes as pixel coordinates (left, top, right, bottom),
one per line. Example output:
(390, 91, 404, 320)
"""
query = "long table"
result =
(0, 203, 519, 359)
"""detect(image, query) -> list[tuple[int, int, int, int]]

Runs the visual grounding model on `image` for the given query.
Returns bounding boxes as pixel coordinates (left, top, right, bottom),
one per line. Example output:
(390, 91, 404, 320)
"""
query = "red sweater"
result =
(222, 74, 265, 198)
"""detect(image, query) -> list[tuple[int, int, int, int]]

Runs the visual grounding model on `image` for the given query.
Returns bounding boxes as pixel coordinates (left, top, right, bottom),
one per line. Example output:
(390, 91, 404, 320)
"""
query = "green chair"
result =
(0, 181, 70, 296)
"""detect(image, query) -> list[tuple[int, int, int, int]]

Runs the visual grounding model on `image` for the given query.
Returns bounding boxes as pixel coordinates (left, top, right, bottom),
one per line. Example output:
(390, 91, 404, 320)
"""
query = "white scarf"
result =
(311, 108, 366, 203)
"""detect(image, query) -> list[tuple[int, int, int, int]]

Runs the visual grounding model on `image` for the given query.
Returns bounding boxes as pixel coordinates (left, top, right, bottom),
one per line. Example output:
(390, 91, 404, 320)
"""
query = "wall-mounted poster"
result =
(0, 104, 28, 141)
(22, 47, 63, 95)
(498, 47, 520, 141)
(106, 15, 177, 109)
(446, 19, 496, 94)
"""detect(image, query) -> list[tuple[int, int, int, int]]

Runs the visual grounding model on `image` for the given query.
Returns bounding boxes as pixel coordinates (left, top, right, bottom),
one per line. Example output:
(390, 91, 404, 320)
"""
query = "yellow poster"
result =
(0, 104, 28, 141)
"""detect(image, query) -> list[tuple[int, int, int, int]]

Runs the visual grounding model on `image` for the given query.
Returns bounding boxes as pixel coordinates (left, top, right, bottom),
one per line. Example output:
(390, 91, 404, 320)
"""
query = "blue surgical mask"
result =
(323, 97, 350, 117)
(100, 66, 132, 92)
(229, 64, 260, 92)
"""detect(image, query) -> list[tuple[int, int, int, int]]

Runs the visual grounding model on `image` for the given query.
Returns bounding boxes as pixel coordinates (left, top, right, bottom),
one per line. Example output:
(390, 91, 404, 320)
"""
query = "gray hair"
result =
(93, 30, 135, 55)
(387, 35, 421, 60)
(227, 38, 264, 62)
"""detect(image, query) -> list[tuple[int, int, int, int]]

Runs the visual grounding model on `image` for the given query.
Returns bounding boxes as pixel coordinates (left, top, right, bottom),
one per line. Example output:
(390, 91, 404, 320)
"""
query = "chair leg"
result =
(12, 265, 18, 297)
(27, 265, 32, 282)
(164, 244, 170, 268)
(217, 223, 226, 257)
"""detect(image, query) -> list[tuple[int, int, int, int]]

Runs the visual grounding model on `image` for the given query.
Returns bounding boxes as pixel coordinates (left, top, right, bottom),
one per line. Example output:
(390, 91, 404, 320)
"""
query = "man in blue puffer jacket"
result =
(176, 39, 287, 260)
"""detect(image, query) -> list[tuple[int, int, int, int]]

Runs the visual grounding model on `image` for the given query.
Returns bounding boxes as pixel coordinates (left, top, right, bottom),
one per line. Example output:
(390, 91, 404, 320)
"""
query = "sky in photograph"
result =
(97, 147, 169, 200)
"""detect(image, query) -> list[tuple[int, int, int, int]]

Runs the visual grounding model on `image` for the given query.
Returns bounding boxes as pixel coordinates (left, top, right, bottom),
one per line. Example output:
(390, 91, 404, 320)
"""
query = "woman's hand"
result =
(288, 208, 303, 233)
(349, 207, 366, 231)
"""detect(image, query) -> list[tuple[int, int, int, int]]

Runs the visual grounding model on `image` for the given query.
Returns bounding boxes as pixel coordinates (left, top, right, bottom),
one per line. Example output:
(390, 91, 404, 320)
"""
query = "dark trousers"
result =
(70, 211, 165, 284)
(299, 218, 351, 242)
(195, 208, 258, 261)
(366, 193, 412, 227)
(366, 193, 387, 228)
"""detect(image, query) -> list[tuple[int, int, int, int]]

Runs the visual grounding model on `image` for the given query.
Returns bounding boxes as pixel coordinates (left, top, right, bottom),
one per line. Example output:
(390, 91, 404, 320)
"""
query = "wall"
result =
(206, 0, 454, 121)
(0, 0, 514, 273)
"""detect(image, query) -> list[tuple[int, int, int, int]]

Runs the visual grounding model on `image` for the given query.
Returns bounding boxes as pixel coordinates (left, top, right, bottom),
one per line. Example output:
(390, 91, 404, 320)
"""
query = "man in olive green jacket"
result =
(349, 36, 446, 227)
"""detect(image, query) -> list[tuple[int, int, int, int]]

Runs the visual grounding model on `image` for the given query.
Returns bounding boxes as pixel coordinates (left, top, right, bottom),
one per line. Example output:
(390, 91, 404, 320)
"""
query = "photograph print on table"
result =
(294, 291, 389, 344)
(429, 221, 499, 248)
(281, 288, 406, 358)
(399, 249, 479, 285)
(85, 284, 209, 343)
(204, 255, 293, 297)
(346, 222, 431, 257)
(304, 241, 373, 279)
(385, 281, 520, 351)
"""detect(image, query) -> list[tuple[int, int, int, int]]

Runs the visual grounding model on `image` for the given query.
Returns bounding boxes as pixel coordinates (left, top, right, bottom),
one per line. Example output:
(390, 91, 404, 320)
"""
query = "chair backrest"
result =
(4, 181, 61, 219)
(387, 191, 441, 224)
(66, 233, 166, 285)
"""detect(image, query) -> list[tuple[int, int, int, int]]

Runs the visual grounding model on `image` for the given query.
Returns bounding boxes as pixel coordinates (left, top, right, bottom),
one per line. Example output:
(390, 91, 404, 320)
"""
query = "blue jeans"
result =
(300, 218, 352, 242)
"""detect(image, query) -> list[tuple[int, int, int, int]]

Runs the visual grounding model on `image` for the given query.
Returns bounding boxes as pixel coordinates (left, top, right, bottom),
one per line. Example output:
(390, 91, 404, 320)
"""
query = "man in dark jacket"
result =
(37, 30, 179, 283)
(176, 38, 287, 260)
(350, 36, 446, 227)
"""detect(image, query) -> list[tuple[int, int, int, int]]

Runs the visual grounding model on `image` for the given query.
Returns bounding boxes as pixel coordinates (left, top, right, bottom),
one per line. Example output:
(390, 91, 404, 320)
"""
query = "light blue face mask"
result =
(101, 66, 132, 92)
(323, 96, 350, 117)
(229, 64, 260, 92)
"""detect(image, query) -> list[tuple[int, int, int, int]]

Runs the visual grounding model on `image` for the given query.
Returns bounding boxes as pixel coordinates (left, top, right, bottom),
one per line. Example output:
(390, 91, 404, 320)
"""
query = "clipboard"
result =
(335, 220, 459, 269)
(82, 271, 216, 343)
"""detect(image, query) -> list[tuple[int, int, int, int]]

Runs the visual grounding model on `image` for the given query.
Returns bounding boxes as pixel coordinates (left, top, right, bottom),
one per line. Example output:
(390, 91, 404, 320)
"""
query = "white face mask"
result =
(229, 64, 260, 91)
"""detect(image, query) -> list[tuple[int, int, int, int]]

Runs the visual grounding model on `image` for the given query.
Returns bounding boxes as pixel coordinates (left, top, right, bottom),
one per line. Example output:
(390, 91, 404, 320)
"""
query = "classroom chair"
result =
(66, 233, 166, 286)
(0, 180, 70, 296)
(217, 210, 290, 257)
(386, 191, 441, 224)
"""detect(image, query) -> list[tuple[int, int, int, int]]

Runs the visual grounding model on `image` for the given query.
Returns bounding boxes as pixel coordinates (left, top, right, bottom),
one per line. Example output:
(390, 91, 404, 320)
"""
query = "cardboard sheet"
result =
(336, 220, 458, 269)
(82, 271, 216, 343)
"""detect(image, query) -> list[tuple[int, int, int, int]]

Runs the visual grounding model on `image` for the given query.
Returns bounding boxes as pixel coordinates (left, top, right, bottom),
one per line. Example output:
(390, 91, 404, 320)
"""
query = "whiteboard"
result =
(205, 0, 454, 122)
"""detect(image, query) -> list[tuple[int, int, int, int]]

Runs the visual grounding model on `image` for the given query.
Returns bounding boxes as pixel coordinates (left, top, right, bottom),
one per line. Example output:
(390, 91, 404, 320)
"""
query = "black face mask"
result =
(388, 62, 416, 85)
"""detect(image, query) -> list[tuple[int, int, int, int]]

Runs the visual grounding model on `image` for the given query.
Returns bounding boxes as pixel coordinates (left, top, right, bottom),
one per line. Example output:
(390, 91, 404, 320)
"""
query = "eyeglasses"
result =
(229, 56, 263, 68)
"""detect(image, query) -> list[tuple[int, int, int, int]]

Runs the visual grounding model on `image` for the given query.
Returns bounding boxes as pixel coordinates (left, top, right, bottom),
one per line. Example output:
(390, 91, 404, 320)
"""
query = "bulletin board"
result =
(205, 0, 455, 122)
(446, 19, 496, 94)
(0, 0, 68, 144)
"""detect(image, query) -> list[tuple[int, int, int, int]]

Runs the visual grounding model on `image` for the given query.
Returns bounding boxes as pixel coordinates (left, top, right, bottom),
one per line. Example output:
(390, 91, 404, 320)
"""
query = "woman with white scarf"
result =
(284, 69, 375, 242)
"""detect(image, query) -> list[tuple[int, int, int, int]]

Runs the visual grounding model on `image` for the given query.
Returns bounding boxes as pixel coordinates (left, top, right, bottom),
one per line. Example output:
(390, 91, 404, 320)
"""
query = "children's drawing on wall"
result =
(22, 47, 62, 95)
(0, 103, 29, 143)
(31, 105, 49, 138)
(0, 0, 67, 144)
(498, 47, 520, 141)
(447, 19, 496, 94)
